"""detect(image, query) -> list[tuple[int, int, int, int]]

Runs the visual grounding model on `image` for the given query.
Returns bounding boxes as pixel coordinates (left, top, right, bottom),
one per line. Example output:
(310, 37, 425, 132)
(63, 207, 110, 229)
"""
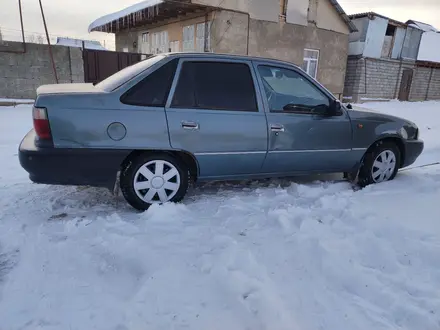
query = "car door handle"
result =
(181, 121, 199, 130)
(270, 124, 285, 132)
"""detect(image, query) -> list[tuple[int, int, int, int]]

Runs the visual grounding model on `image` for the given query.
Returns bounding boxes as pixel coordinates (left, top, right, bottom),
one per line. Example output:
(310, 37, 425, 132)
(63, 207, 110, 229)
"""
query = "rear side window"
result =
(171, 61, 258, 111)
(121, 58, 178, 107)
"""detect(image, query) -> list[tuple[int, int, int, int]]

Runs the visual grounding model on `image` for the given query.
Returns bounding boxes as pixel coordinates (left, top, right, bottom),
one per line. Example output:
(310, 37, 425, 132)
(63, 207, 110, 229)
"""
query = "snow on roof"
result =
(88, 0, 163, 32)
(56, 37, 107, 50)
(407, 20, 438, 32)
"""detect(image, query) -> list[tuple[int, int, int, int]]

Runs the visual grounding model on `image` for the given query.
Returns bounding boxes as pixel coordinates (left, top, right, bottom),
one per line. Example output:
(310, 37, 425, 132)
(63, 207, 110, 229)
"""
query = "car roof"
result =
(160, 52, 301, 69)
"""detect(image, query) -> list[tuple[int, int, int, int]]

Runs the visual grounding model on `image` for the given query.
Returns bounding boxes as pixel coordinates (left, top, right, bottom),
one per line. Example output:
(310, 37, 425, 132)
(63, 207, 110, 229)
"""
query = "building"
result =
(88, 0, 357, 97)
(344, 12, 440, 103)
(55, 37, 107, 50)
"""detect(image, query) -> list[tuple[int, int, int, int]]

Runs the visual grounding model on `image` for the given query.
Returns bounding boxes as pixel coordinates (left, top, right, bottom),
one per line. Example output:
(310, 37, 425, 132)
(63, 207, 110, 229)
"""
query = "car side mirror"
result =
(327, 100, 342, 116)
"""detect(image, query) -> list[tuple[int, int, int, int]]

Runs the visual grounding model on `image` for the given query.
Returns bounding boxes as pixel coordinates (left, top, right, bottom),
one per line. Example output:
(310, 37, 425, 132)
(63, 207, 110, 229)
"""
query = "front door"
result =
(254, 63, 353, 174)
(165, 59, 268, 179)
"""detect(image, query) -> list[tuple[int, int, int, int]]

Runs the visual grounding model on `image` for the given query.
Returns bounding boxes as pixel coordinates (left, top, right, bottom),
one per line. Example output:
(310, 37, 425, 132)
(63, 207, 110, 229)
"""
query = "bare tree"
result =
(36, 34, 44, 44)
(0, 27, 3, 41)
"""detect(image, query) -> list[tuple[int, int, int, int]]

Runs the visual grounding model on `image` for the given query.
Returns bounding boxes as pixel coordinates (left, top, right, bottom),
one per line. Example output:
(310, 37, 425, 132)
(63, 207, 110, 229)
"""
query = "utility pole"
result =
(38, 0, 58, 83)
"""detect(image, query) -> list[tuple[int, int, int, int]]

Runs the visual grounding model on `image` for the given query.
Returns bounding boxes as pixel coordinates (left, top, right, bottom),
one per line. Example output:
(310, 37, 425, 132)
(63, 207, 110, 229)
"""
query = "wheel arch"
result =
(364, 136, 405, 167)
(120, 149, 200, 182)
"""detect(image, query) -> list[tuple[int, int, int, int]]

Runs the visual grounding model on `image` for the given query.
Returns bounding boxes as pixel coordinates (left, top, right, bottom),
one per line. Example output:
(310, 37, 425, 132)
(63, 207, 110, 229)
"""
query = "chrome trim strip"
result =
(269, 149, 351, 153)
(194, 151, 267, 156)
(195, 148, 366, 156)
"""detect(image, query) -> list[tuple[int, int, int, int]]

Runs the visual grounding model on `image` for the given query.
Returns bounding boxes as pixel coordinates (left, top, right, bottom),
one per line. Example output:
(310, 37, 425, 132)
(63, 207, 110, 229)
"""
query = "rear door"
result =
(165, 58, 268, 179)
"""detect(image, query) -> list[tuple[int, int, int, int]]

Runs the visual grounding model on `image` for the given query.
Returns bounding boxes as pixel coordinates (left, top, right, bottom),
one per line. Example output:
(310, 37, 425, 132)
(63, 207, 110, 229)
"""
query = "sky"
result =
(1, 0, 439, 49)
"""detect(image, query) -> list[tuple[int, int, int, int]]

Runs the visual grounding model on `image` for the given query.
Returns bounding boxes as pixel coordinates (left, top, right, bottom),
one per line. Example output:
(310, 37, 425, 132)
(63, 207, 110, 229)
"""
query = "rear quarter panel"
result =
(40, 93, 170, 150)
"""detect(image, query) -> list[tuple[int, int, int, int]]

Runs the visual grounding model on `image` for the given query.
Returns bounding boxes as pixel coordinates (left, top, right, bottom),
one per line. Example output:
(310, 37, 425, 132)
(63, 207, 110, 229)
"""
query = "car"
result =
(19, 52, 424, 210)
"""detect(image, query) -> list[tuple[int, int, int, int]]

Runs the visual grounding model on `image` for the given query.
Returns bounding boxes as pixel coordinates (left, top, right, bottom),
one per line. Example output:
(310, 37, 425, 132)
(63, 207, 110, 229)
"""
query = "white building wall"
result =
(417, 31, 440, 63)
(391, 27, 406, 59)
(363, 16, 388, 58)
(192, 0, 279, 22)
(286, 0, 309, 26)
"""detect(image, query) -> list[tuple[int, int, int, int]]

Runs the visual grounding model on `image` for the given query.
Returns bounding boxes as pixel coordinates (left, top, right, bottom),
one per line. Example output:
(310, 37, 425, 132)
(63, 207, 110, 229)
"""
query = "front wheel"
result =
(120, 153, 189, 211)
(358, 142, 401, 187)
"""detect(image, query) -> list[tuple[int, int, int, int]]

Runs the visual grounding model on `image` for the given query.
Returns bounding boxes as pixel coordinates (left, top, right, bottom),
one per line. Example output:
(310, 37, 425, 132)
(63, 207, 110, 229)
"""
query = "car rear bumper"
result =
(19, 129, 131, 189)
(402, 139, 424, 168)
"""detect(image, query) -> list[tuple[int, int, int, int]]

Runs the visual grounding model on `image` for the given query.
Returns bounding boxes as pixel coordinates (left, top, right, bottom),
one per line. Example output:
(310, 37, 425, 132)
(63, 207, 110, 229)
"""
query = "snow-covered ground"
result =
(0, 101, 439, 330)
(0, 98, 34, 103)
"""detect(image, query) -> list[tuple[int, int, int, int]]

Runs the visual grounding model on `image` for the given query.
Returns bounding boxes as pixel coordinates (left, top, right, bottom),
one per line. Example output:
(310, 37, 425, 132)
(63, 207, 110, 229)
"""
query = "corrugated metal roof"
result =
(348, 12, 406, 28)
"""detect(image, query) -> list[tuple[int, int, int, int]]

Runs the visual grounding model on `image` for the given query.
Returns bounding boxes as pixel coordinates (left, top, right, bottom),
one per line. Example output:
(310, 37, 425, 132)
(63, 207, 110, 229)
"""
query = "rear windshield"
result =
(95, 55, 165, 92)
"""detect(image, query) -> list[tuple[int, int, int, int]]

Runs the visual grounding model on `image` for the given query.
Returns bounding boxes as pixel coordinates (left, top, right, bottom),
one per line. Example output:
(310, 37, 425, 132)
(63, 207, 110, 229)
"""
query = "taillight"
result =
(33, 107, 52, 140)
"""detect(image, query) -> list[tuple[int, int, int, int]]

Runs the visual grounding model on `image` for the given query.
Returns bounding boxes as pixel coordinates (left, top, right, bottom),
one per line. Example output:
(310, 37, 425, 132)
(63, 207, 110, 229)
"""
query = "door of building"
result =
(398, 69, 413, 101)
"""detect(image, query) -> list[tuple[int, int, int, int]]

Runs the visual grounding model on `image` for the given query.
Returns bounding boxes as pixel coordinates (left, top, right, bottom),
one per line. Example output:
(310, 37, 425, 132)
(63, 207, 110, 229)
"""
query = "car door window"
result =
(121, 58, 179, 107)
(258, 65, 330, 114)
(171, 61, 258, 111)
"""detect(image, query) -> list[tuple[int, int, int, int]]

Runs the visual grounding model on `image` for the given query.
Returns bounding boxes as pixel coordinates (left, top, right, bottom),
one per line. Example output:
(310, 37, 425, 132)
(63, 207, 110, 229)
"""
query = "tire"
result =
(120, 152, 189, 211)
(358, 141, 401, 187)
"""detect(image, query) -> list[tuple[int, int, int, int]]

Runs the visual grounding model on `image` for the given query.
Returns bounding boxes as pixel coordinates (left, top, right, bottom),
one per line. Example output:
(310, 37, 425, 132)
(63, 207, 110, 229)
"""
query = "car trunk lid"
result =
(36, 83, 102, 96)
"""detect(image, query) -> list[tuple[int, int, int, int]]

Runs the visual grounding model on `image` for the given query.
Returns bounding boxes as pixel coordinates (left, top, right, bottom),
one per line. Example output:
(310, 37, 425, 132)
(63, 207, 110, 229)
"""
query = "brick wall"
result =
(427, 68, 440, 100)
(409, 67, 432, 101)
(342, 56, 440, 102)
(0, 41, 84, 99)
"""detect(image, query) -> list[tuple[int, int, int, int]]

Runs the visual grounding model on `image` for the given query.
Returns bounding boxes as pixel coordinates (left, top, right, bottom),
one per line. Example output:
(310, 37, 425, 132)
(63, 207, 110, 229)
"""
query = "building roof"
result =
(89, 0, 357, 33)
(88, 0, 163, 33)
(349, 12, 440, 32)
(406, 20, 439, 33)
(348, 12, 406, 28)
(56, 37, 107, 50)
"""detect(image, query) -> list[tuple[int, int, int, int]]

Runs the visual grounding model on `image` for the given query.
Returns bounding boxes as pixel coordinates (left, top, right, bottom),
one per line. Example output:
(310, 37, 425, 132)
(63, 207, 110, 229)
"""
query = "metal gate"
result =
(398, 69, 414, 101)
(83, 49, 151, 84)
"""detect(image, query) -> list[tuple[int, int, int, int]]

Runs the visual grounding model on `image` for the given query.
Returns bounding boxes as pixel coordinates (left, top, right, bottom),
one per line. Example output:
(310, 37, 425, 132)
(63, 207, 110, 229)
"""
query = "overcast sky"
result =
(1, 0, 439, 48)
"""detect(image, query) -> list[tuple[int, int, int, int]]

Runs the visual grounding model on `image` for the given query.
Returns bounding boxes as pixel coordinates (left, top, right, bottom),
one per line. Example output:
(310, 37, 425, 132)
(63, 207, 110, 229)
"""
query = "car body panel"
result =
(164, 57, 268, 178)
(36, 59, 174, 150)
(19, 52, 425, 190)
(250, 60, 359, 173)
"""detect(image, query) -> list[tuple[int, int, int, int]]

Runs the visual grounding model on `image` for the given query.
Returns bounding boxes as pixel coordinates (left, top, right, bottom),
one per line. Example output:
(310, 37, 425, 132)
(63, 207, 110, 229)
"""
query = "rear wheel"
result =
(120, 153, 189, 211)
(358, 141, 401, 187)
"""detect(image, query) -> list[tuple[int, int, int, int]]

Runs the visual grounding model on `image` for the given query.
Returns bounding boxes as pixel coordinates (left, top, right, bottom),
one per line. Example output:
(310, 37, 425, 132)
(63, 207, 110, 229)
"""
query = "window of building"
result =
(121, 59, 179, 107)
(150, 31, 169, 54)
(258, 65, 329, 114)
(170, 40, 180, 52)
(183, 25, 195, 52)
(171, 61, 257, 112)
(301, 49, 319, 79)
(382, 24, 397, 58)
(196, 21, 212, 52)
(140, 32, 150, 54)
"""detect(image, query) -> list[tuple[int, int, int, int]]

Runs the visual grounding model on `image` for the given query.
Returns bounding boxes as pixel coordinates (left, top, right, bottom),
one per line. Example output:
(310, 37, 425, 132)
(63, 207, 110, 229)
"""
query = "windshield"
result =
(96, 55, 165, 91)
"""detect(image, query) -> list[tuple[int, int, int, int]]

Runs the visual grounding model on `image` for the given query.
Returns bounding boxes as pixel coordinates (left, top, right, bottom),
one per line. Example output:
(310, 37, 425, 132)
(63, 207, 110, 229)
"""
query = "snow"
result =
(1, 101, 440, 329)
(0, 98, 34, 103)
(55, 37, 107, 50)
(36, 83, 98, 96)
(88, 0, 163, 32)
(360, 97, 390, 101)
